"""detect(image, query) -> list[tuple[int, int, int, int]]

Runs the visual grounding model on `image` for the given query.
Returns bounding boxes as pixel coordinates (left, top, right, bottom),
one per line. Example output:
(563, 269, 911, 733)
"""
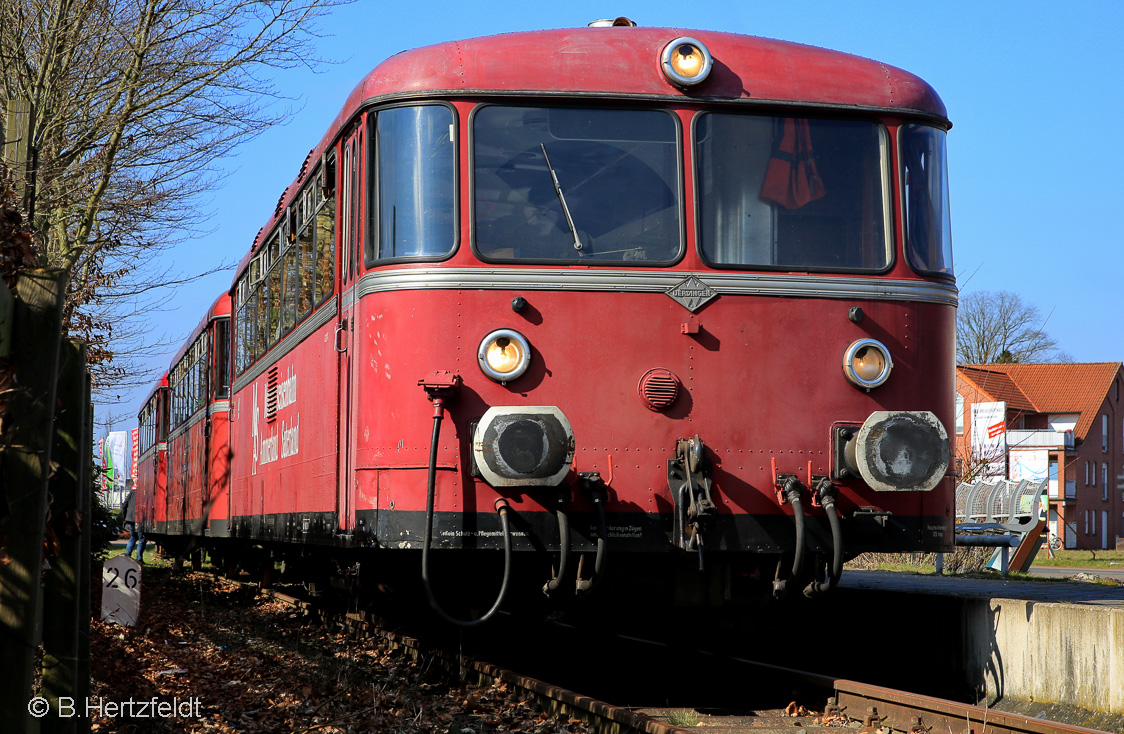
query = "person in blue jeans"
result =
(122, 482, 146, 564)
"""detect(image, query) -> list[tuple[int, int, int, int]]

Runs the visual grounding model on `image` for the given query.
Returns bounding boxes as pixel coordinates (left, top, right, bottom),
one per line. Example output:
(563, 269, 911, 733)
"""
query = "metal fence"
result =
(954, 478, 1046, 533)
(952, 478, 1048, 576)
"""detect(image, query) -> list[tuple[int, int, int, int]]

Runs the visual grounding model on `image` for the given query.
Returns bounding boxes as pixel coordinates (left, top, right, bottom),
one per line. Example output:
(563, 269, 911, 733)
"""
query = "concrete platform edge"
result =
(964, 598, 1124, 714)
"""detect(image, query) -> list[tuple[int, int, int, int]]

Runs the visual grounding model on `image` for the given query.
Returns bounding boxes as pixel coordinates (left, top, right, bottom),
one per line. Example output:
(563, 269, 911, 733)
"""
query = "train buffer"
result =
(952, 478, 1048, 576)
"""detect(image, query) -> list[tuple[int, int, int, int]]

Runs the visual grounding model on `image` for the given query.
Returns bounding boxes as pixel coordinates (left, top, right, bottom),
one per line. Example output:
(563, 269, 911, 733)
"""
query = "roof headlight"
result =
(478, 329, 531, 384)
(843, 338, 893, 390)
(661, 37, 713, 87)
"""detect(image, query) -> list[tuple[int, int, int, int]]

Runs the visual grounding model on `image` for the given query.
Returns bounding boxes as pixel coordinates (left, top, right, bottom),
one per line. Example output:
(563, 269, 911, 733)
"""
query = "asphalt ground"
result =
(841, 569, 1124, 605)
(1027, 564, 1124, 581)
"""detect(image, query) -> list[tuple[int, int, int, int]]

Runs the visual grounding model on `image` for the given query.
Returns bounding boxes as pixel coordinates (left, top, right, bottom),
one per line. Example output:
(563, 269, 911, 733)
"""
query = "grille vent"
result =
(274, 186, 289, 217)
(266, 366, 279, 423)
(638, 368, 681, 411)
(297, 147, 314, 183)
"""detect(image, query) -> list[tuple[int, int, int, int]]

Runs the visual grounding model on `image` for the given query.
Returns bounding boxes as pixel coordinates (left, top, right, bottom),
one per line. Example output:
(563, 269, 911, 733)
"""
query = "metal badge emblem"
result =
(665, 276, 718, 312)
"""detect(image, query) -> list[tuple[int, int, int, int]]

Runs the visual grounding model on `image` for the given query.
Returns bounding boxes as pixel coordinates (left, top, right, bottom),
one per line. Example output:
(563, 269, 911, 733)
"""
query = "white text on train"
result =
(259, 415, 300, 468)
(277, 367, 297, 411)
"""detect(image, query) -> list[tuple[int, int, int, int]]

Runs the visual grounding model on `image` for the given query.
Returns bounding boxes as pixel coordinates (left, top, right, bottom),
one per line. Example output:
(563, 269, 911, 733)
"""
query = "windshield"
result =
(902, 124, 953, 277)
(473, 106, 681, 263)
(696, 113, 890, 271)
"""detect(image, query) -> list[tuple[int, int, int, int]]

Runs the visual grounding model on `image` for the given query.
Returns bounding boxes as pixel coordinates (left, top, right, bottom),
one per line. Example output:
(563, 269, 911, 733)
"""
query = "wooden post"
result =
(41, 340, 87, 734)
(1, 99, 33, 210)
(0, 268, 67, 733)
(75, 372, 93, 718)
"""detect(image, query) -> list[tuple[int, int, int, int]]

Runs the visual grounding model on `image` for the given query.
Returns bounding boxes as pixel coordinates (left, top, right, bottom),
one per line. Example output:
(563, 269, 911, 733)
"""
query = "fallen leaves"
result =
(89, 569, 592, 733)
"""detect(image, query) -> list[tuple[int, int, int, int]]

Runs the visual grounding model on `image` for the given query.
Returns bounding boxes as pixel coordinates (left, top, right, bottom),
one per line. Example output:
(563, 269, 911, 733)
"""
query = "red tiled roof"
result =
(957, 362, 1123, 439)
(957, 366, 1035, 412)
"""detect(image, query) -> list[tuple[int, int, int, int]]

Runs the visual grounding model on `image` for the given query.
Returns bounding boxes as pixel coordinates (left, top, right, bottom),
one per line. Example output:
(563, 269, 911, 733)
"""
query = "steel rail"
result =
(833, 679, 1110, 734)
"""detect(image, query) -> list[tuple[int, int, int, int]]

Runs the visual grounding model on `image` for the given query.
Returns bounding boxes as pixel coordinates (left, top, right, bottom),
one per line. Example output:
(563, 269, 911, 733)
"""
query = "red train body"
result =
(136, 376, 169, 530)
(138, 25, 957, 611)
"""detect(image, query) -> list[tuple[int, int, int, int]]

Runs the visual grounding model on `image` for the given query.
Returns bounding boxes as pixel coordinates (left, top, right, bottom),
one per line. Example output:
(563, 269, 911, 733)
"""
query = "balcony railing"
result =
(1006, 429, 1074, 450)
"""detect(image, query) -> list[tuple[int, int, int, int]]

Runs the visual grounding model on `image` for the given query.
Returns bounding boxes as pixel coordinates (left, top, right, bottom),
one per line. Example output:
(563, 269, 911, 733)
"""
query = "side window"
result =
(902, 124, 953, 276)
(298, 188, 315, 320)
(316, 160, 336, 305)
(341, 138, 351, 281)
(232, 156, 336, 376)
(352, 129, 362, 279)
(340, 131, 361, 283)
(255, 273, 269, 357)
(373, 105, 456, 261)
(281, 240, 298, 334)
(267, 256, 281, 347)
(214, 319, 230, 399)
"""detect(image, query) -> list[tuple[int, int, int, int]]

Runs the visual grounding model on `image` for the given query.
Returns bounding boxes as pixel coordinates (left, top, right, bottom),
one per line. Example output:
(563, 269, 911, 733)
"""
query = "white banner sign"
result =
(971, 401, 1007, 477)
(104, 431, 129, 492)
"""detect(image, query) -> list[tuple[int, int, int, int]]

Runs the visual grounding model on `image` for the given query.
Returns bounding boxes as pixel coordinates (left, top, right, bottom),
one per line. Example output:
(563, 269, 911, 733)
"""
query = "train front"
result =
(352, 28, 956, 610)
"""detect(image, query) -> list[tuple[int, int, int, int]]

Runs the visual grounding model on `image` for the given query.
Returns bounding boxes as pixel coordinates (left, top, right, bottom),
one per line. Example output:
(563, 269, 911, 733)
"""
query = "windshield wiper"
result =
(540, 143, 583, 251)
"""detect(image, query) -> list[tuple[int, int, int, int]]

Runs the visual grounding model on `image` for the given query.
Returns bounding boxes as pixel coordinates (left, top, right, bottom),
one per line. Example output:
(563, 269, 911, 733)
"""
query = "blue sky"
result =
(100, 0, 1124, 431)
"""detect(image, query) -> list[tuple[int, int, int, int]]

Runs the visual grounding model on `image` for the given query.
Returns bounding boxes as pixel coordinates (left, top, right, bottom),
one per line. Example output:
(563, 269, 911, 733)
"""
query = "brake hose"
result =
(421, 400, 512, 626)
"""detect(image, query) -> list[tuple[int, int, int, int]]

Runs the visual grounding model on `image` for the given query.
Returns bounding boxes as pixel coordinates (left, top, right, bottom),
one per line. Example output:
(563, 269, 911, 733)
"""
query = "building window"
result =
(1104, 463, 1110, 501)
(955, 393, 964, 435)
(1104, 414, 1110, 453)
(1084, 510, 1089, 534)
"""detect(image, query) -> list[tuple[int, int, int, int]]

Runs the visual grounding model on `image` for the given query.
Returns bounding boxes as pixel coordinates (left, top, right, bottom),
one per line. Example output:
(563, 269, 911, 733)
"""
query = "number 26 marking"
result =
(105, 567, 139, 589)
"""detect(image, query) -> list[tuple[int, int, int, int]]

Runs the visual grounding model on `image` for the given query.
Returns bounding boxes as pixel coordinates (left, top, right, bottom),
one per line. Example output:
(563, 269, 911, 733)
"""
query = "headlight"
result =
(478, 329, 531, 383)
(661, 37, 713, 87)
(843, 338, 893, 390)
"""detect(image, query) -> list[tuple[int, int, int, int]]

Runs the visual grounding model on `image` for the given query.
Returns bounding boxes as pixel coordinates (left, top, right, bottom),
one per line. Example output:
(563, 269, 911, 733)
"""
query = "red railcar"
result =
(136, 375, 169, 534)
(162, 295, 232, 537)
(142, 23, 957, 617)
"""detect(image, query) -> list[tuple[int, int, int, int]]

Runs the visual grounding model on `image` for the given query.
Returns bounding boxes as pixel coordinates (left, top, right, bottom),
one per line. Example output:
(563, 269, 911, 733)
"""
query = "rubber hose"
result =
(421, 409, 512, 626)
(773, 487, 806, 598)
(804, 497, 843, 597)
(543, 493, 570, 596)
(575, 490, 607, 595)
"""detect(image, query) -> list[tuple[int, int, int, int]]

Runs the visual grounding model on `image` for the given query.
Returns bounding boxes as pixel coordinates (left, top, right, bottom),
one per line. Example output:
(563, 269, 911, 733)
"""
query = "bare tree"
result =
(0, 0, 346, 399)
(956, 290, 1067, 364)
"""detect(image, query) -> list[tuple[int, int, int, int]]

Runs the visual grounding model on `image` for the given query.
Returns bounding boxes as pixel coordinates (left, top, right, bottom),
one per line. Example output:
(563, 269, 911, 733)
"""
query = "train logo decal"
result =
(665, 276, 718, 312)
(254, 370, 300, 474)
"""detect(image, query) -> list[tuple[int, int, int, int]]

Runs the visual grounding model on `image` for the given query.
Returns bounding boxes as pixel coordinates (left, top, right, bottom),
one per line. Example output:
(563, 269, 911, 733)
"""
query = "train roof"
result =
(343, 27, 947, 118)
(234, 26, 948, 281)
(168, 292, 231, 369)
(139, 372, 170, 415)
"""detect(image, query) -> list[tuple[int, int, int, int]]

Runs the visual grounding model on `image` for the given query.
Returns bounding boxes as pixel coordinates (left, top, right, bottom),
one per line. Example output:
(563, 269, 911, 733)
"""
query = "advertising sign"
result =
(1009, 449, 1048, 483)
(971, 401, 1007, 478)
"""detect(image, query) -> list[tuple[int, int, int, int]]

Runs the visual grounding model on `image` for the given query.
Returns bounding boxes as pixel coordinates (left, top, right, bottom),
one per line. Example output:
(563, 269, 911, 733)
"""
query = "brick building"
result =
(955, 362, 1124, 550)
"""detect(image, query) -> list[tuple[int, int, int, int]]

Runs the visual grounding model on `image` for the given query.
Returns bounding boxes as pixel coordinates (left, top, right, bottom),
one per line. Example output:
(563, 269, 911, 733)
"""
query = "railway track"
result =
(257, 586, 1110, 734)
